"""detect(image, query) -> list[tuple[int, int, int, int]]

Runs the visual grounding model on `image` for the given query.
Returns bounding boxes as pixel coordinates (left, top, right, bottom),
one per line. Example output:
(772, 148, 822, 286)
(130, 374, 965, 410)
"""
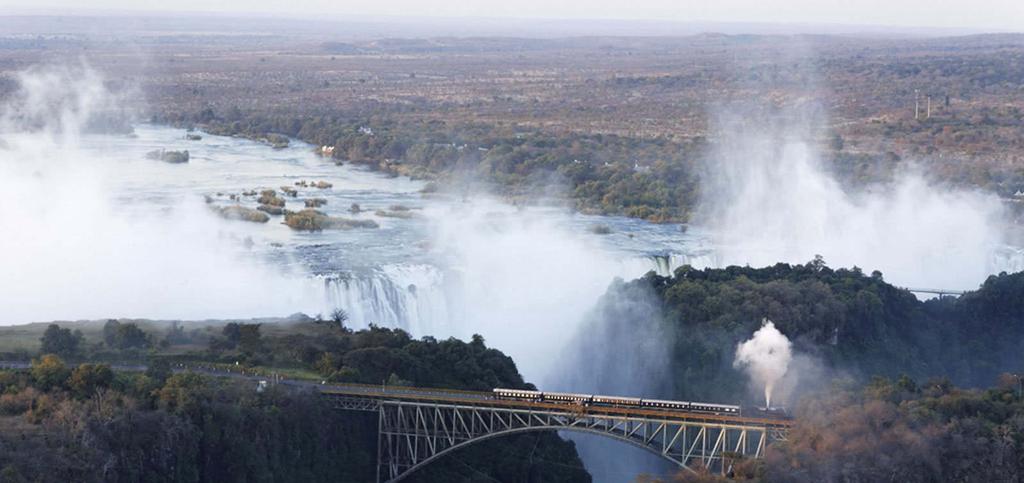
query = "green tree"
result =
(158, 372, 209, 414)
(328, 366, 360, 383)
(68, 363, 114, 399)
(115, 323, 151, 350)
(39, 324, 81, 357)
(314, 353, 339, 377)
(222, 323, 242, 347)
(30, 354, 69, 391)
(325, 308, 350, 331)
(146, 359, 173, 383)
(237, 324, 263, 354)
(162, 321, 189, 345)
(102, 319, 121, 347)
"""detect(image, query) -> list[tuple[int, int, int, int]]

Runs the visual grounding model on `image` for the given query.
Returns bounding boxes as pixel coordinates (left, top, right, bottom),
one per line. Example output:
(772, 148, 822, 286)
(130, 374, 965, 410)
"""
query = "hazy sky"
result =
(2, 0, 1023, 32)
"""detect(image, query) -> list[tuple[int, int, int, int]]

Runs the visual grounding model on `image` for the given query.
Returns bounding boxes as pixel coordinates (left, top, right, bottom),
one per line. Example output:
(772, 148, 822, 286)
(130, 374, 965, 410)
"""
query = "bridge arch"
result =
(374, 401, 777, 483)
(391, 425, 693, 482)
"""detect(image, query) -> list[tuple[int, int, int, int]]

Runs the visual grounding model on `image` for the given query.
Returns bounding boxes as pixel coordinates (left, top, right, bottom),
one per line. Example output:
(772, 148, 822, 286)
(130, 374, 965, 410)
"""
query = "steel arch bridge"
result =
(320, 386, 791, 483)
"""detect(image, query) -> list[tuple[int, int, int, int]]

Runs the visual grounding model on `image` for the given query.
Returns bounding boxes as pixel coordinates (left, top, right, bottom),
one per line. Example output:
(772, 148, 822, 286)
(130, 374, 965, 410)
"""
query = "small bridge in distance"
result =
(903, 287, 967, 298)
(320, 384, 792, 483)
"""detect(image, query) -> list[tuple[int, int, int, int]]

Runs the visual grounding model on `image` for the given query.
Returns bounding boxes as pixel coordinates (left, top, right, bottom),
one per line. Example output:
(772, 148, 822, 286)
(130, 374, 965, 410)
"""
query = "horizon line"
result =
(0, 9, 1020, 36)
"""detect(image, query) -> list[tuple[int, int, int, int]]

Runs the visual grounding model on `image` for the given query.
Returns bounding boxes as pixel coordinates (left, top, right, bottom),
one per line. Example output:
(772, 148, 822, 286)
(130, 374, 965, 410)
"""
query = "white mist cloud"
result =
(424, 199, 653, 383)
(0, 64, 318, 325)
(701, 111, 1009, 291)
(734, 319, 792, 407)
(3, 64, 112, 137)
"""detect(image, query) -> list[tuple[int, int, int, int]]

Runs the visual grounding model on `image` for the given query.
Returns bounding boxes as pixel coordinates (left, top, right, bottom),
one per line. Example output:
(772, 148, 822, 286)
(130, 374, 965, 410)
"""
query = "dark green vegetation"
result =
(639, 376, 1024, 483)
(0, 356, 377, 483)
(10, 265, 1024, 482)
(38, 324, 82, 358)
(184, 116, 703, 222)
(763, 375, 1024, 482)
(572, 261, 1024, 481)
(0, 321, 589, 483)
(577, 260, 1024, 403)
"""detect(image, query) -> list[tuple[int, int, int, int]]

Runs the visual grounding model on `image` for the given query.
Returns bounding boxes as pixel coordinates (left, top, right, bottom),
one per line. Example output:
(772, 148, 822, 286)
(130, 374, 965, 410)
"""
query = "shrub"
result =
(0, 388, 37, 416)
(257, 190, 286, 207)
(283, 209, 378, 231)
(31, 355, 69, 391)
(213, 205, 270, 223)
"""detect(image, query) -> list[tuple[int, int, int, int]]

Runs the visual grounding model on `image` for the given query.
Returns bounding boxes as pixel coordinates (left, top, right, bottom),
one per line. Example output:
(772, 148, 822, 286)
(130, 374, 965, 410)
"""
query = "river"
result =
(36, 124, 1014, 381)
(38, 124, 712, 380)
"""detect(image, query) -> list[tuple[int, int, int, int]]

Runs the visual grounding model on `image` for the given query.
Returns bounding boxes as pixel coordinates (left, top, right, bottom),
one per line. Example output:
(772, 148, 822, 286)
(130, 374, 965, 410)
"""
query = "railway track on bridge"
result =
(319, 383, 792, 428)
(320, 384, 791, 482)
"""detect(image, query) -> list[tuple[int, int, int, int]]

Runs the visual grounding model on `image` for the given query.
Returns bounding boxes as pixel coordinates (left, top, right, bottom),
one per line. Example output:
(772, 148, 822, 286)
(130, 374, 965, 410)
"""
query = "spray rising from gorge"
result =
(700, 109, 1014, 290)
(0, 65, 320, 324)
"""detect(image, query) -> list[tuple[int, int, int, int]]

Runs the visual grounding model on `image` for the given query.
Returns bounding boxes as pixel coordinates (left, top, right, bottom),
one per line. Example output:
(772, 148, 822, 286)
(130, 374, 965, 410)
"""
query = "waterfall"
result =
(647, 252, 719, 276)
(992, 245, 1024, 276)
(317, 253, 710, 337)
(321, 264, 451, 335)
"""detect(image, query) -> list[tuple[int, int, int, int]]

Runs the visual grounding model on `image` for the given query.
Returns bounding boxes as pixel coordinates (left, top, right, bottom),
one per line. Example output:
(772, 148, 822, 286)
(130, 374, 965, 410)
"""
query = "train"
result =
(492, 388, 789, 419)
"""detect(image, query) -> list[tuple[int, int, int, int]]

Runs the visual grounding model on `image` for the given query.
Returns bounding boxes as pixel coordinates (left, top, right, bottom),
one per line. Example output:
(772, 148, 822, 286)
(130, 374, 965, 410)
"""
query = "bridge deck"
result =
(318, 383, 793, 429)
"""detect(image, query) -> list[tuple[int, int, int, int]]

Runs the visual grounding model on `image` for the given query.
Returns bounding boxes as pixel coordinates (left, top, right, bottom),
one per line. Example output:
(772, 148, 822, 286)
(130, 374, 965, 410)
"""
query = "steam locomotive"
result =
(492, 388, 789, 419)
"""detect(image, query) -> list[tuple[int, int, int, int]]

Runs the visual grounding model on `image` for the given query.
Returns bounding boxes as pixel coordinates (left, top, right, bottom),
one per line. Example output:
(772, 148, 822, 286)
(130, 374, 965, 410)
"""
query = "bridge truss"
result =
(326, 393, 789, 482)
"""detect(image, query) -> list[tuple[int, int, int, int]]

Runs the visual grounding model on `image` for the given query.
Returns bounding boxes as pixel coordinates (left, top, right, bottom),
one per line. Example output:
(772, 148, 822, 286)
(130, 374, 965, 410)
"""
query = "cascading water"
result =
(316, 252, 708, 336)
(321, 264, 451, 335)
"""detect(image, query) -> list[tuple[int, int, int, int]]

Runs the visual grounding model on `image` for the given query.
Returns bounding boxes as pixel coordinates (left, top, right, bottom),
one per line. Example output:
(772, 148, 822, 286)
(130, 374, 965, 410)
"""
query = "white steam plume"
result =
(734, 319, 792, 407)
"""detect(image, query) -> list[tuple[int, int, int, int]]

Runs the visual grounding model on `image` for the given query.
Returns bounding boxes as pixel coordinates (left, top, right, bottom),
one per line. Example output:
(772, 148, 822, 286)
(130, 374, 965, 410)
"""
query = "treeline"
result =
(157, 102, 1024, 224)
(205, 319, 534, 392)
(29, 316, 533, 391)
(765, 375, 1024, 482)
(571, 259, 1024, 405)
(576, 262, 1024, 481)
(157, 110, 704, 222)
(0, 356, 377, 482)
(0, 324, 590, 482)
(638, 375, 1024, 482)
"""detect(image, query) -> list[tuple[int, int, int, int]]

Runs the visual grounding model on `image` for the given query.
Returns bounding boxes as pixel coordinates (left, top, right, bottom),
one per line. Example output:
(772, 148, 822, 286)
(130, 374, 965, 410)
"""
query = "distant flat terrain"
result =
(1, 16, 1022, 211)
